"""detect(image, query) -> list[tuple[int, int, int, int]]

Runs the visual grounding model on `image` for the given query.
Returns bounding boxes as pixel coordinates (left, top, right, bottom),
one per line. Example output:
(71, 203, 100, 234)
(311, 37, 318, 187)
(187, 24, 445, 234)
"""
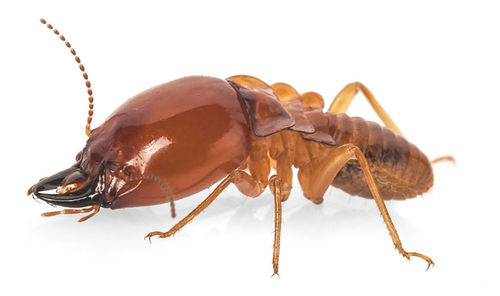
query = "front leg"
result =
(145, 175, 233, 241)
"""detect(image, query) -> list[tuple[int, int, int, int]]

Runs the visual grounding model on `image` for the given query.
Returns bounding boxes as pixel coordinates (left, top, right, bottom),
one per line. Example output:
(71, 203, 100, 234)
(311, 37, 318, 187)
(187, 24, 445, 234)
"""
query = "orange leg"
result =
(269, 175, 284, 277)
(151, 168, 287, 276)
(234, 172, 286, 276)
(232, 169, 267, 197)
(41, 205, 100, 222)
(145, 175, 233, 241)
(299, 144, 434, 270)
(233, 135, 271, 197)
(327, 82, 403, 136)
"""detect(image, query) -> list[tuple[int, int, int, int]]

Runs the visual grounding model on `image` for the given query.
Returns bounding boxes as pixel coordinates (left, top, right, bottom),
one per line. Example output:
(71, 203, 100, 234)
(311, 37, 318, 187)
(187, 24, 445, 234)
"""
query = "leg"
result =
(232, 135, 271, 197)
(272, 131, 298, 201)
(41, 205, 100, 222)
(146, 170, 285, 276)
(327, 82, 403, 136)
(145, 175, 233, 240)
(234, 144, 289, 275)
(275, 150, 293, 201)
(232, 169, 267, 197)
(298, 144, 434, 269)
(269, 175, 283, 276)
(233, 145, 289, 275)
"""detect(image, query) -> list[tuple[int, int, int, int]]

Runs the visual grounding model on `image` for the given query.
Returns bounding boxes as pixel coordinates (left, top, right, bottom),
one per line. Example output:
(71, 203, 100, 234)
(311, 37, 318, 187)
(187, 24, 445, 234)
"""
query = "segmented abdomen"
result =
(326, 113, 433, 200)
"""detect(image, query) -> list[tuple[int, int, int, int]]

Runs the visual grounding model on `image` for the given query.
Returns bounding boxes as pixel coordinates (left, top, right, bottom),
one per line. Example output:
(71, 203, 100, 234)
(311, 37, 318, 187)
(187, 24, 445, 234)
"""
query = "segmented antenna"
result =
(127, 173, 177, 218)
(40, 18, 94, 136)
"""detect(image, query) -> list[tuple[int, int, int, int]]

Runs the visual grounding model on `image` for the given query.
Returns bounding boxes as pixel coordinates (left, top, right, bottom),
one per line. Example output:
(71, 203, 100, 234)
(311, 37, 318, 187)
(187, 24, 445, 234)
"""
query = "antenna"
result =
(40, 18, 95, 136)
(127, 173, 177, 219)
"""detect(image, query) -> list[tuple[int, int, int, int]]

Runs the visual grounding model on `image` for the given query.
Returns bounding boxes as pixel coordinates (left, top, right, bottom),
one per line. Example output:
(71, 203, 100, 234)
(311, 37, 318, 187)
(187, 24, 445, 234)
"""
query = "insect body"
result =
(29, 19, 446, 275)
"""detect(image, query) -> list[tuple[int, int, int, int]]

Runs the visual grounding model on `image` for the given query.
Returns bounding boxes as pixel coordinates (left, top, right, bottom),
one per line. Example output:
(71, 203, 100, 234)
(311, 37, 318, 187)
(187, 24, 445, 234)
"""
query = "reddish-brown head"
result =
(31, 76, 251, 209)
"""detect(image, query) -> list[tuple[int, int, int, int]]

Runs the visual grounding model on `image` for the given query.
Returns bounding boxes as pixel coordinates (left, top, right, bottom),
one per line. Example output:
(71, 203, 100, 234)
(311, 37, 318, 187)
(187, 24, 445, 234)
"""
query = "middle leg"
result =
(269, 175, 284, 276)
(233, 171, 286, 276)
(232, 133, 294, 275)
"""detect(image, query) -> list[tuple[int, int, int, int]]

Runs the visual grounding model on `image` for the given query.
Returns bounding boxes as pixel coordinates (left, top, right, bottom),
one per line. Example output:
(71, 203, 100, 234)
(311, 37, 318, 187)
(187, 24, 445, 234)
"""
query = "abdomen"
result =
(326, 113, 433, 200)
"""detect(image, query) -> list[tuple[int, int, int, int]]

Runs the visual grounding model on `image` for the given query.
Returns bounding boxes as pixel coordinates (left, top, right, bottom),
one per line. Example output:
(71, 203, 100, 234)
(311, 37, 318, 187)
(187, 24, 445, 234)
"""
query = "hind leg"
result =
(327, 82, 403, 136)
(298, 143, 434, 269)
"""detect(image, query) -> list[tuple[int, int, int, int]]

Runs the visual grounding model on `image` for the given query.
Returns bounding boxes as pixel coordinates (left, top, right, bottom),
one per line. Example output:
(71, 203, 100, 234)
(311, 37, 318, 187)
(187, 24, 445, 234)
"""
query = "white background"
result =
(1, 1, 498, 295)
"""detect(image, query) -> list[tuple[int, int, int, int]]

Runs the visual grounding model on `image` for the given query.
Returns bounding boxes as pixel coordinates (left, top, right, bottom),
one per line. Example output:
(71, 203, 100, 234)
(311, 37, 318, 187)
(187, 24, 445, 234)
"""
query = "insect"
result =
(28, 19, 453, 275)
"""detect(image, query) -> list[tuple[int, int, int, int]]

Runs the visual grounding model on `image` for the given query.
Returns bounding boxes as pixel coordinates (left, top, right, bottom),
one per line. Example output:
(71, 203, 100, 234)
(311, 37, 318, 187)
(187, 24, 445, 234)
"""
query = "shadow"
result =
(25, 184, 418, 254)
(221, 188, 416, 240)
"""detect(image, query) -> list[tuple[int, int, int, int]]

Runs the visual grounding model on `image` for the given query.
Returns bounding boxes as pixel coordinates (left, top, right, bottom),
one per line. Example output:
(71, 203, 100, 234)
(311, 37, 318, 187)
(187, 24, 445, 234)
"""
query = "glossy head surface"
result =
(31, 76, 251, 209)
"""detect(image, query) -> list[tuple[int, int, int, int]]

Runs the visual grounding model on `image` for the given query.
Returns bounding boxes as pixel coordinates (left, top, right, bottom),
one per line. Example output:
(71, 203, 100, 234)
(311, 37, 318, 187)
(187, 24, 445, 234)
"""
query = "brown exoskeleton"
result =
(28, 19, 453, 275)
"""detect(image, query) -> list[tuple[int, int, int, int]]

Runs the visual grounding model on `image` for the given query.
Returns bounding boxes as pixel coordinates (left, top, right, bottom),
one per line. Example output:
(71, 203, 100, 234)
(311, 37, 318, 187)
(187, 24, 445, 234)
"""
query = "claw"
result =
(405, 252, 434, 271)
(144, 231, 168, 243)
